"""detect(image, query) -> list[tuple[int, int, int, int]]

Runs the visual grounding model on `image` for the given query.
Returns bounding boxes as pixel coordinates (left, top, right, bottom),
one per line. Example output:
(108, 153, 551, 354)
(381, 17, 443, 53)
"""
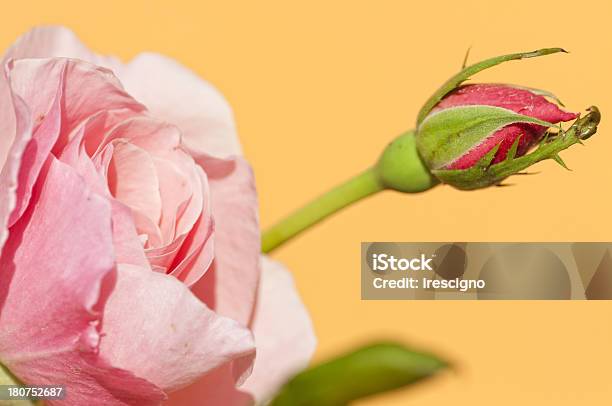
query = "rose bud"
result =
(421, 83, 578, 170)
(376, 48, 601, 192)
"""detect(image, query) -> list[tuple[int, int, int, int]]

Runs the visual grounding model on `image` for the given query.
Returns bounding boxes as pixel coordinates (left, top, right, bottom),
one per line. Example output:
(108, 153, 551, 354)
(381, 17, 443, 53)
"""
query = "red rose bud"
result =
(431, 84, 578, 169)
(375, 48, 600, 192)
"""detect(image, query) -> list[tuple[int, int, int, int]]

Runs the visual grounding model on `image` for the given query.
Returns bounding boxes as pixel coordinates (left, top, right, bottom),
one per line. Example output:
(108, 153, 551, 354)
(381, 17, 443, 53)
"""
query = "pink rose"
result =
(432, 84, 578, 169)
(0, 26, 315, 405)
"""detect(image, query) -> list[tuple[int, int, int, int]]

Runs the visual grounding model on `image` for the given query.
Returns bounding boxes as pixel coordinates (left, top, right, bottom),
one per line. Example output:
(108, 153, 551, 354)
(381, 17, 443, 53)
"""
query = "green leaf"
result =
(416, 48, 566, 125)
(431, 106, 601, 190)
(268, 342, 448, 406)
(416, 105, 554, 170)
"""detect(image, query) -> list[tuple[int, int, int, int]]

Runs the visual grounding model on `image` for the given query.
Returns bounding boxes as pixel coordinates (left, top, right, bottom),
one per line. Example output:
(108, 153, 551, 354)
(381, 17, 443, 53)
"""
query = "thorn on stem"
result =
(552, 154, 571, 170)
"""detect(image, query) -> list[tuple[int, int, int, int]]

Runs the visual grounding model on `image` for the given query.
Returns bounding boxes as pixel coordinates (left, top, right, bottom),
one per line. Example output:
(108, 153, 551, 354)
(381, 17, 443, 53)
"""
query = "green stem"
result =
(261, 167, 384, 253)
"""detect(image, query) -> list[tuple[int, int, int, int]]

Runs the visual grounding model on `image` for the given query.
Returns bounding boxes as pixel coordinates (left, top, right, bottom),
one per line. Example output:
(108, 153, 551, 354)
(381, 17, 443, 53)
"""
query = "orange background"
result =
(3, 1, 611, 404)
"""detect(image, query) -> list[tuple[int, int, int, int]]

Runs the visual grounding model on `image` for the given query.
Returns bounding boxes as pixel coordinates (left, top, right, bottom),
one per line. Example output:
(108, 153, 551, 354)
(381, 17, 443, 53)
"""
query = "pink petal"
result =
(1, 56, 146, 237)
(154, 156, 196, 244)
(190, 156, 260, 325)
(107, 141, 162, 227)
(0, 78, 18, 173)
(58, 116, 108, 195)
(58, 124, 150, 269)
(15, 354, 165, 406)
(167, 213, 215, 286)
(99, 264, 256, 393)
(0, 25, 117, 170)
(97, 116, 182, 156)
(0, 86, 31, 253)
(165, 364, 253, 406)
(147, 233, 189, 272)
(52, 58, 146, 153)
(163, 152, 206, 242)
(8, 57, 144, 156)
(6, 59, 64, 226)
(241, 257, 317, 401)
(97, 117, 207, 256)
(2, 26, 121, 68)
(3, 26, 240, 157)
(116, 53, 241, 157)
(164, 257, 316, 406)
(167, 167, 213, 285)
(111, 200, 152, 269)
(0, 157, 164, 405)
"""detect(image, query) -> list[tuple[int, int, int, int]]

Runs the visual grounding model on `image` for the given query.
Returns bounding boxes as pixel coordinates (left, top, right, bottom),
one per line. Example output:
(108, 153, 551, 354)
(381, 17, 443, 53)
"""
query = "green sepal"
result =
(416, 48, 566, 125)
(268, 342, 448, 406)
(416, 105, 555, 170)
(505, 134, 522, 161)
(376, 130, 439, 193)
(432, 106, 601, 190)
(479, 142, 501, 168)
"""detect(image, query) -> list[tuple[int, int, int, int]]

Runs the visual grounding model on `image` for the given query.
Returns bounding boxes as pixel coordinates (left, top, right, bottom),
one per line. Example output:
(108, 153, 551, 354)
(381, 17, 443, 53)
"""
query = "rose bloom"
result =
(0, 27, 315, 405)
